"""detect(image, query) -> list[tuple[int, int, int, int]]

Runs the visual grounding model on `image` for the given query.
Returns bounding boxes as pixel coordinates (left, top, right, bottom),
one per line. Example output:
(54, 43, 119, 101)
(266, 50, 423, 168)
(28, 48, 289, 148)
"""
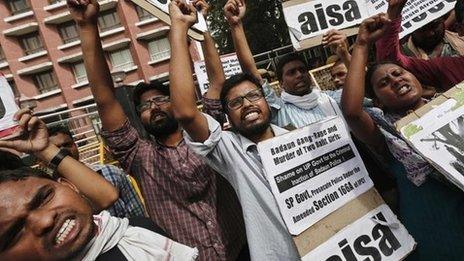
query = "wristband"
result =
(48, 149, 69, 172)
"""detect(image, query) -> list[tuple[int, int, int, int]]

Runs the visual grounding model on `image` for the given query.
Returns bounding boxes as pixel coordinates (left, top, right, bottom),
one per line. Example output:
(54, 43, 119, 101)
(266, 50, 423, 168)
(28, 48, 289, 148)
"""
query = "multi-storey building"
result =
(0, 0, 202, 116)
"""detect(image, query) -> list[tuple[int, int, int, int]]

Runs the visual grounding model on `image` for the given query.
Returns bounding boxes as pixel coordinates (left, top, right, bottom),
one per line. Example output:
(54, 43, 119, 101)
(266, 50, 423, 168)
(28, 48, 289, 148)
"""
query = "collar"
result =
(151, 136, 185, 149)
(238, 124, 289, 153)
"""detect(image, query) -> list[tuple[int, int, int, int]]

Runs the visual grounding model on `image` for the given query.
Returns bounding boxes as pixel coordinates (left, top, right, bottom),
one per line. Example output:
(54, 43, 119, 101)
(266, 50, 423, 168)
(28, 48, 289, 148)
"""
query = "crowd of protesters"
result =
(1, 0, 464, 260)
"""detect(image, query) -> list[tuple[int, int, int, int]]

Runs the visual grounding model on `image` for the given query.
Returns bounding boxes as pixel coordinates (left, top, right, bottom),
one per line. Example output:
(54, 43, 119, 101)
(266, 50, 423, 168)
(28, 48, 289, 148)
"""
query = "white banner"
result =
(194, 53, 242, 95)
(283, 0, 456, 49)
(0, 76, 19, 139)
(302, 204, 416, 261)
(400, 85, 464, 191)
(257, 117, 373, 235)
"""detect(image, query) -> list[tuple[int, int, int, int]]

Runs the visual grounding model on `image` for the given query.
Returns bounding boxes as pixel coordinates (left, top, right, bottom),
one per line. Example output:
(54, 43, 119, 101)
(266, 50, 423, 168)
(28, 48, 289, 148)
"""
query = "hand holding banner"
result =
(130, 0, 208, 41)
(283, 0, 456, 50)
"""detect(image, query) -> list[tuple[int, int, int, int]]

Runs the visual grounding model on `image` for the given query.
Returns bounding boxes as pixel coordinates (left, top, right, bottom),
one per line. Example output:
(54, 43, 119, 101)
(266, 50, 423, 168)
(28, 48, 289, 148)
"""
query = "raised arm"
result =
(193, 0, 226, 99)
(377, 0, 464, 89)
(225, 0, 262, 81)
(67, 0, 126, 132)
(0, 109, 118, 213)
(169, 1, 210, 142)
(322, 29, 351, 67)
(342, 14, 389, 150)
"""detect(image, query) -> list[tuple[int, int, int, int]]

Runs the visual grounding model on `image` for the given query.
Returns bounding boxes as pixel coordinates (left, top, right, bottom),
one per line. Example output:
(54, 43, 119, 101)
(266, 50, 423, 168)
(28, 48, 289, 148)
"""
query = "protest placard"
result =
(257, 116, 374, 235)
(396, 83, 464, 191)
(258, 116, 416, 259)
(282, 0, 456, 50)
(193, 53, 242, 95)
(302, 204, 416, 260)
(130, 0, 207, 41)
(0, 76, 19, 139)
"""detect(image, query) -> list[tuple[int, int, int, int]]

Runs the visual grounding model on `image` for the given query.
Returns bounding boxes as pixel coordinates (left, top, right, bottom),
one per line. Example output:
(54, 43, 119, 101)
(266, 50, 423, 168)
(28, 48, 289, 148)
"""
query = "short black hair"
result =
(0, 167, 54, 185)
(0, 150, 24, 171)
(276, 53, 308, 81)
(220, 73, 263, 111)
(365, 60, 402, 98)
(456, 0, 464, 24)
(132, 80, 170, 110)
(47, 124, 73, 139)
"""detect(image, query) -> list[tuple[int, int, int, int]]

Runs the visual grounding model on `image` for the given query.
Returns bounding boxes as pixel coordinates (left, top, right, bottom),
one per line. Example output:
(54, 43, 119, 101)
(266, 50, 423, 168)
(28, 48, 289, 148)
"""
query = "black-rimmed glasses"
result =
(226, 89, 264, 110)
(137, 96, 170, 112)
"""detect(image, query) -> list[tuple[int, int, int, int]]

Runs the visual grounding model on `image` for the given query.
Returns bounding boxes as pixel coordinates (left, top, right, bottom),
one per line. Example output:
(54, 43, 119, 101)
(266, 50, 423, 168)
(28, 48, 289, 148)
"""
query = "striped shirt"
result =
(101, 118, 246, 261)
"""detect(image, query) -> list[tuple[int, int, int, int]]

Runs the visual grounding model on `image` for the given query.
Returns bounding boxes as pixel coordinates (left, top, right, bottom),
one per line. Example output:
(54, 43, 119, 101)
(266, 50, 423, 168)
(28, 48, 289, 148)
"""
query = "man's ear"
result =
(57, 178, 80, 193)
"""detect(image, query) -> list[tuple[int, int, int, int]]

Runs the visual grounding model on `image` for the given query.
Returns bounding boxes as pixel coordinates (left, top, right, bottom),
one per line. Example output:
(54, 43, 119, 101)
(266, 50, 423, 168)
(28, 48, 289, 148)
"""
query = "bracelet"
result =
(48, 149, 69, 172)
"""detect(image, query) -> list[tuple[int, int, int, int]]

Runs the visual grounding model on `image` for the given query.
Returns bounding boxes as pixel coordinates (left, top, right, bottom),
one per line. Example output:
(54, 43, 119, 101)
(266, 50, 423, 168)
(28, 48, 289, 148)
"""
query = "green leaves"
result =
(207, 0, 290, 54)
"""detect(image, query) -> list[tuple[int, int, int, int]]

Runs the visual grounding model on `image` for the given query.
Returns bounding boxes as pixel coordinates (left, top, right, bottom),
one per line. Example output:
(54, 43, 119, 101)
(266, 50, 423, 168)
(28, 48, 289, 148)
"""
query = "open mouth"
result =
(53, 217, 78, 246)
(151, 112, 167, 123)
(242, 108, 261, 122)
(397, 84, 412, 96)
(296, 81, 308, 88)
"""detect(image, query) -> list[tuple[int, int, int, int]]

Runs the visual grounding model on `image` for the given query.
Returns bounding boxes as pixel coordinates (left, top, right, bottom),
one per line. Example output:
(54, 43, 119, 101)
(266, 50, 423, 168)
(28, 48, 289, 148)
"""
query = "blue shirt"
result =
(185, 114, 300, 261)
(264, 83, 372, 129)
(91, 164, 146, 218)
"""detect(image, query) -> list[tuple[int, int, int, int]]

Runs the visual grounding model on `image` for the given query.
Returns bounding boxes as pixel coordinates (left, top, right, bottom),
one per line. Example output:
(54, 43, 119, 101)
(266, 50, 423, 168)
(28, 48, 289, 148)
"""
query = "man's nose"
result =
(27, 208, 56, 237)
(242, 97, 253, 107)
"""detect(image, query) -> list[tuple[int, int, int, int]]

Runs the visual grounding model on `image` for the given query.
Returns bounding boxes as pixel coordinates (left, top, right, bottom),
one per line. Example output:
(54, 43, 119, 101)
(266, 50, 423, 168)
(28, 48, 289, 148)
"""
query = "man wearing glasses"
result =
(68, 0, 247, 260)
(168, 1, 299, 259)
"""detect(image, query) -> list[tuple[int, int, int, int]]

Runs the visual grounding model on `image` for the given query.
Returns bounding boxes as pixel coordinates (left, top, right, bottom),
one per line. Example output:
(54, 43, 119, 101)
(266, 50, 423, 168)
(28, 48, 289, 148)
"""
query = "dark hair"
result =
(132, 80, 170, 110)
(364, 60, 403, 98)
(0, 167, 54, 185)
(48, 124, 73, 138)
(456, 0, 464, 24)
(0, 150, 24, 171)
(276, 53, 308, 81)
(220, 73, 263, 111)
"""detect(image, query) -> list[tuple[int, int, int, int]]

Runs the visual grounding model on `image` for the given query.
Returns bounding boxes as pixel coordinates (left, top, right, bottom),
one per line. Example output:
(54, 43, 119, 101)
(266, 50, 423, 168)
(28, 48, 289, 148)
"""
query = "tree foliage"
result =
(207, 0, 291, 55)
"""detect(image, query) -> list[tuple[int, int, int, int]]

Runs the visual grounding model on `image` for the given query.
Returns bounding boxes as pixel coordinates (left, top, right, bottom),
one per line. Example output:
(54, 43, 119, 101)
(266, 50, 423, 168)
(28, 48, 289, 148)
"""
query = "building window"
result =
(109, 48, 134, 71)
(72, 62, 88, 84)
(34, 71, 59, 94)
(98, 10, 121, 32)
(7, 80, 20, 98)
(0, 46, 6, 63)
(20, 32, 44, 56)
(58, 21, 79, 44)
(148, 38, 170, 62)
(8, 0, 30, 15)
(135, 5, 154, 21)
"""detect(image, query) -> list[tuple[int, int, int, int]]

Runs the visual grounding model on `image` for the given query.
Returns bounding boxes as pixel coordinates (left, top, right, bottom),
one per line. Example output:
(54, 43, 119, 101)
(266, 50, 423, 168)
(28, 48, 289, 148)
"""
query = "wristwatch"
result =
(48, 148, 69, 172)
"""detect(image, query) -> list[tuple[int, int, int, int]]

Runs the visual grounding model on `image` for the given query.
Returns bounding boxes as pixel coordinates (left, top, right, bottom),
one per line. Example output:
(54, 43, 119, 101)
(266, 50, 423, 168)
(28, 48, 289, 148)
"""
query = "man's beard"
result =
(234, 113, 271, 138)
(144, 112, 179, 138)
(413, 30, 445, 52)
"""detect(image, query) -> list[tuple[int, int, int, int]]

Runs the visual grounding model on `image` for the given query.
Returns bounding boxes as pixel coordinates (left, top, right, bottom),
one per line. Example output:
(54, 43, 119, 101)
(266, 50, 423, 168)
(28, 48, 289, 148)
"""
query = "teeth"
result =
(55, 219, 76, 245)
(244, 112, 259, 120)
(398, 85, 410, 95)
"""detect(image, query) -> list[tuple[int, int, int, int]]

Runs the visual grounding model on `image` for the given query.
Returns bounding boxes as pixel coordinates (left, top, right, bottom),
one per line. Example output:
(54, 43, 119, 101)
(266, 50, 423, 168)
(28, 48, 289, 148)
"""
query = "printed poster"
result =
(0, 76, 19, 139)
(399, 86, 464, 191)
(194, 53, 242, 95)
(257, 117, 374, 235)
(302, 204, 416, 261)
(283, 0, 456, 49)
